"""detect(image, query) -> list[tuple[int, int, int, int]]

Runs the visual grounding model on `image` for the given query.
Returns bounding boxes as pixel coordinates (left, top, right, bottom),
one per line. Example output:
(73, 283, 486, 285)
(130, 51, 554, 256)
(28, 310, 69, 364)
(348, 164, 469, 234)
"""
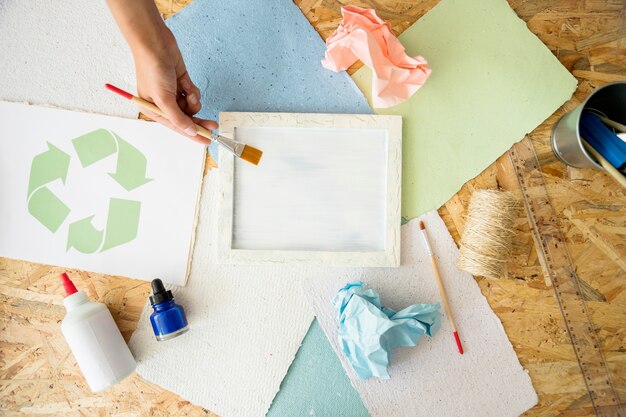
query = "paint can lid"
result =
(149, 278, 174, 305)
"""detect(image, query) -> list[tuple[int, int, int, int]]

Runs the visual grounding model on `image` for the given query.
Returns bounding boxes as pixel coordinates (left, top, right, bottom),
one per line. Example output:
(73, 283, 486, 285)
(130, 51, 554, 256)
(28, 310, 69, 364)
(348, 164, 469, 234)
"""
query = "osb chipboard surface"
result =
(1, 0, 625, 416)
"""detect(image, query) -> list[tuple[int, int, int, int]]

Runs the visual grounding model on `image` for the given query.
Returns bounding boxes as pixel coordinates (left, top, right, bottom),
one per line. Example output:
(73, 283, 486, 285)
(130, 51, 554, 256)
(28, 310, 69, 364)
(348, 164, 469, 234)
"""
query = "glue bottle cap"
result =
(149, 279, 174, 306)
(60, 272, 78, 296)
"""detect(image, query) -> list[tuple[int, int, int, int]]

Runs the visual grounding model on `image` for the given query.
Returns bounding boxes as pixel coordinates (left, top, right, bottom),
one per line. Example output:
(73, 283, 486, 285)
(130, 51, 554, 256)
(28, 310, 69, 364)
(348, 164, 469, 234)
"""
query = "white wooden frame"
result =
(217, 112, 402, 267)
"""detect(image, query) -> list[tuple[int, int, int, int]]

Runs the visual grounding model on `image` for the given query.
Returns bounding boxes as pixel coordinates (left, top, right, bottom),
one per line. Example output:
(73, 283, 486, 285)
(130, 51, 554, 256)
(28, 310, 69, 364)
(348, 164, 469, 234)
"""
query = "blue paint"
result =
(149, 279, 189, 341)
(165, 0, 373, 413)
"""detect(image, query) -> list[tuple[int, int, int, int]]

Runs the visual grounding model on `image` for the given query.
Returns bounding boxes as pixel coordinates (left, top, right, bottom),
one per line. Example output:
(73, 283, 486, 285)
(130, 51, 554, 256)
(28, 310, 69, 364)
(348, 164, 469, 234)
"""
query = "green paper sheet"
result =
(352, 0, 577, 219)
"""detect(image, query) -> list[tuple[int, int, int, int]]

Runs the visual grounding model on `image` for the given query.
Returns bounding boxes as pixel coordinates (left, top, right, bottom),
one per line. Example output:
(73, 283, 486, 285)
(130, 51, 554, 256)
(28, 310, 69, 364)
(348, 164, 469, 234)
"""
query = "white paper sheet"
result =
(129, 169, 315, 417)
(301, 211, 538, 417)
(0, 102, 205, 285)
(0, 0, 136, 118)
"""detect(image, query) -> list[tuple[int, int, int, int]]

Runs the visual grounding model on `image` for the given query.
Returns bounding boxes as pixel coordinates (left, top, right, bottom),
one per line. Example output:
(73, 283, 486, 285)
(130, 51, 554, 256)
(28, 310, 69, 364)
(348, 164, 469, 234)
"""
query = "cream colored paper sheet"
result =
(301, 211, 538, 417)
(352, 0, 577, 219)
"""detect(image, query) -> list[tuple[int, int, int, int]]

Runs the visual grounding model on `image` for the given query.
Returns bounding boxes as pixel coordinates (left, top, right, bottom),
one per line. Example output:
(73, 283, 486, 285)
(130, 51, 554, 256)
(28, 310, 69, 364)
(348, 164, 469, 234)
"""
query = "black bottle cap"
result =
(149, 278, 174, 305)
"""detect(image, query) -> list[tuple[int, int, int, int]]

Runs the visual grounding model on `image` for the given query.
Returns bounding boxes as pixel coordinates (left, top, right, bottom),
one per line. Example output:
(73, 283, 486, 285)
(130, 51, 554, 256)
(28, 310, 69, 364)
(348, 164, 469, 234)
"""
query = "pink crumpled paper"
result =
(321, 5, 431, 109)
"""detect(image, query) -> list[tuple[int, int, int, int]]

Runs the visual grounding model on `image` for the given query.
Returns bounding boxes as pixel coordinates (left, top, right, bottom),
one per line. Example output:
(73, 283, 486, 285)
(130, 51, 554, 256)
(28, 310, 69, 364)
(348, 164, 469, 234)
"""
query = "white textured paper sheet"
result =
(129, 170, 315, 417)
(0, 0, 136, 118)
(301, 211, 538, 417)
(0, 102, 205, 285)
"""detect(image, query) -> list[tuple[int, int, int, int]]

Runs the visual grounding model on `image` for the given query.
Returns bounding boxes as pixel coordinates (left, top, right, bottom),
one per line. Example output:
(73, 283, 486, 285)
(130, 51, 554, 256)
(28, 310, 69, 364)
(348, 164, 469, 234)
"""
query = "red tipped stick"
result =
(419, 220, 464, 355)
(60, 272, 78, 296)
(105, 83, 263, 165)
(105, 83, 133, 100)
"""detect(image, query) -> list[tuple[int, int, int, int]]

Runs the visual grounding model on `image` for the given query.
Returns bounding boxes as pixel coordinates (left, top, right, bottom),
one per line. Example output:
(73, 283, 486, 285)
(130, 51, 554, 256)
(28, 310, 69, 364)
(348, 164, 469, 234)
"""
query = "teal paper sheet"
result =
(268, 320, 369, 417)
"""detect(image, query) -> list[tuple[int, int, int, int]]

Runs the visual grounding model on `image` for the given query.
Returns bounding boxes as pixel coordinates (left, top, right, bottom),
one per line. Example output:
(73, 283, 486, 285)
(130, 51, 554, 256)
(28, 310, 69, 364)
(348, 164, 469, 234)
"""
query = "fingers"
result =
(178, 72, 202, 115)
(155, 95, 198, 137)
(141, 109, 217, 146)
(192, 117, 219, 131)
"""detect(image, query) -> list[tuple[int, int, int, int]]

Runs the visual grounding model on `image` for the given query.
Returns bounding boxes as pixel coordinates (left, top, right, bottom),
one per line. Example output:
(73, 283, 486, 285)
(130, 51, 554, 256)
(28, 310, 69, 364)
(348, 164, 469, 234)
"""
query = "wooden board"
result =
(1, 1, 624, 416)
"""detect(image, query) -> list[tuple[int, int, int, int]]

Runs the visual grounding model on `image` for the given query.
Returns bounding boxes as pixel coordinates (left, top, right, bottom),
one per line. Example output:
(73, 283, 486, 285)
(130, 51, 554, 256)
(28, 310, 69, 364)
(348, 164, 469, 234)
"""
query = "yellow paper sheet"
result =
(352, 0, 577, 219)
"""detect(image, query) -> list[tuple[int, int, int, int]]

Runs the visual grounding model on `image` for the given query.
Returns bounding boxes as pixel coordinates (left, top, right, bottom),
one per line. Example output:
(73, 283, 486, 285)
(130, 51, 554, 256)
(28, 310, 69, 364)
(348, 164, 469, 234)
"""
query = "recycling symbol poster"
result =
(0, 102, 206, 285)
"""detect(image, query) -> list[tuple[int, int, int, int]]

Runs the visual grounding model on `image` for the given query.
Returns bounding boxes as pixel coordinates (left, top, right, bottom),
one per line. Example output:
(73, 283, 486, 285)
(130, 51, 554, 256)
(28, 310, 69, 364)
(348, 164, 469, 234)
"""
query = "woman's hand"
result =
(107, 0, 217, 145)
(134, 29, 218, 144)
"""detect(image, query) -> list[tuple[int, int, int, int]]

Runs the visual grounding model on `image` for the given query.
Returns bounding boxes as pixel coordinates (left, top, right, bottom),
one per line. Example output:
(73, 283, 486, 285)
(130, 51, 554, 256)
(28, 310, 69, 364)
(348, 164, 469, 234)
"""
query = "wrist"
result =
(107, 0, 172, 61)
(130, 24, 173, 63)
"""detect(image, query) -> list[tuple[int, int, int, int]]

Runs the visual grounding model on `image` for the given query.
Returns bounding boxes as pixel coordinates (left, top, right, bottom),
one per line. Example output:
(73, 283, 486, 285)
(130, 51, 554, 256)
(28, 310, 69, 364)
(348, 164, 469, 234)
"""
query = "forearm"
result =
(106, 0, 169, 59)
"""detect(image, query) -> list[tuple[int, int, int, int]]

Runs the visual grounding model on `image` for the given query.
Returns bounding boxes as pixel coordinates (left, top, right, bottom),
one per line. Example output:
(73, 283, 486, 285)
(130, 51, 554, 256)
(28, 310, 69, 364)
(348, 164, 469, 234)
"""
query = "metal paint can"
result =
(551, 82, 626, 169)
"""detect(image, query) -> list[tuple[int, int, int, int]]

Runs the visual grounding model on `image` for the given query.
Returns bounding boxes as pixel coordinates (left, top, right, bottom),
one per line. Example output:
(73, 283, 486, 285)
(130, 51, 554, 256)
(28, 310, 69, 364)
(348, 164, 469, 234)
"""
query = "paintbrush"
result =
(105, 83, 262, 165)
(420, 220, 464, 355)
(582, 138, 626, 189)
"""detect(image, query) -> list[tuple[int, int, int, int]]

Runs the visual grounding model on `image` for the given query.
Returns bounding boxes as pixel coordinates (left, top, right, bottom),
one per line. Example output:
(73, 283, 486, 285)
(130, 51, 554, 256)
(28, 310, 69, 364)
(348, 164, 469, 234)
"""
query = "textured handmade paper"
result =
(322, 6, 431, 108)
(130, 169, 316, 417)
(352, 0, 577, 219)
(165, 0, 371, 158)
(0, 102, 205, 285)
(0, 0, 136, 118)
(301, 211, 538, 417)
(267, 321, 370, 417)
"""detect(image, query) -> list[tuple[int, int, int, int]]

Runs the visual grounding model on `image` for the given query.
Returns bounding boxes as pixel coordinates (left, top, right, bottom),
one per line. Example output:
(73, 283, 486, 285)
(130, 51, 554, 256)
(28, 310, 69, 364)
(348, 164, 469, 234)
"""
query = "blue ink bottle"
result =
(149, 279, 189, 341)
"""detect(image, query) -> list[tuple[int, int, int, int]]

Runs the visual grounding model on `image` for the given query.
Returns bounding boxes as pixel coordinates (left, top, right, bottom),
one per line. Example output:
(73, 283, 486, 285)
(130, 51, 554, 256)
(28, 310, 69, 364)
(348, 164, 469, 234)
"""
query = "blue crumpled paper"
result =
(332, 282, 441, 380)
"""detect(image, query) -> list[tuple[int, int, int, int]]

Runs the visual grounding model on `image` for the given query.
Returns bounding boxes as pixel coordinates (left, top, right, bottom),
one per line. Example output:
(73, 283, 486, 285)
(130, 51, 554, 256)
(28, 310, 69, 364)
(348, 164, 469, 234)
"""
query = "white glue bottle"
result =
(59, 272, 136, 392)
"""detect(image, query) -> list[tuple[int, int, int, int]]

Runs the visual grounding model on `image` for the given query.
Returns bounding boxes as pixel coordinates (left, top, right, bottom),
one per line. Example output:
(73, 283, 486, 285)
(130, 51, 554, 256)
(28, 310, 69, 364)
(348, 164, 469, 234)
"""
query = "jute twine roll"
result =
(456, 190, 519, 279)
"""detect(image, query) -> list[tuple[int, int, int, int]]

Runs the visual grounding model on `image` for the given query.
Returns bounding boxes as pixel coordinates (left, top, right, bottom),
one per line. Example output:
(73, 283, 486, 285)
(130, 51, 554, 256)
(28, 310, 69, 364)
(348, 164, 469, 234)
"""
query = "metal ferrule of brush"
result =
(210, 133, 245, 157)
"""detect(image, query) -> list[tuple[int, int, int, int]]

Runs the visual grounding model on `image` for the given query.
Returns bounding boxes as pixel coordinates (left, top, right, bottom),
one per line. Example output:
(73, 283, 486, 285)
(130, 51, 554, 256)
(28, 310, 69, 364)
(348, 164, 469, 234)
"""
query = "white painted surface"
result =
(233, 126, 387, 251)
(218, 112, 402, 266)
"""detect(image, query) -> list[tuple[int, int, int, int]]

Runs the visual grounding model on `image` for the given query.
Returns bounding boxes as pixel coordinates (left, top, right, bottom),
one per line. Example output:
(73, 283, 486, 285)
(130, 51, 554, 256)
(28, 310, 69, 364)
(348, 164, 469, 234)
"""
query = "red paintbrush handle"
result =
(453, 331, 464, 355)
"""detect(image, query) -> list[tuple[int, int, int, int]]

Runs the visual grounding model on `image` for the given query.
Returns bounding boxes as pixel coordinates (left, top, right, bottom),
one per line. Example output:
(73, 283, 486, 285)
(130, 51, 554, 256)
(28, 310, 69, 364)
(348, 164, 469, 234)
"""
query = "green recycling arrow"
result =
(72, 129, 152, 191)
(109, 134, 153, 191)
(100, 198, 141, 251)
(66, 216, 104, 253)
(66, 198, 141, 254)
(28, 131, 149, 254)
(28, 187, 71, 233)
(72, 128, 117, 167)
(27, 142, 70, 198)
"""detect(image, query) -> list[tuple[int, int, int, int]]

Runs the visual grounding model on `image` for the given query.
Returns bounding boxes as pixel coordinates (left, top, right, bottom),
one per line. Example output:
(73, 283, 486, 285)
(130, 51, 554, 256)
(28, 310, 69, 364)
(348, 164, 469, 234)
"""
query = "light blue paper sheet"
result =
(166, 1, 373, 415)
(166, 0, 371, 158)
(268, 320, 370, 417)
(333, 282, 441, 380)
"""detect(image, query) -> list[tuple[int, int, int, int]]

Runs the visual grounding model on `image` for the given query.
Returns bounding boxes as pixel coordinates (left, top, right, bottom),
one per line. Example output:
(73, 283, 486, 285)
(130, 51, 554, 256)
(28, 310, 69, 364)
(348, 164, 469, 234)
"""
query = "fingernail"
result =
(188, 93, 199, 105)
(185, 126, 197, 136)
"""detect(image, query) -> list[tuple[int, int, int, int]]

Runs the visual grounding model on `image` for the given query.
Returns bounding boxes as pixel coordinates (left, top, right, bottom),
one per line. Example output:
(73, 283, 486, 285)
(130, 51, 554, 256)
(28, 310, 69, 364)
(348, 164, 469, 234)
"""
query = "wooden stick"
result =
(582, 138, 626, 189)
(420, 220, 464, 355)
(598, 115, 626, 133)
(105, 83, 262, 165)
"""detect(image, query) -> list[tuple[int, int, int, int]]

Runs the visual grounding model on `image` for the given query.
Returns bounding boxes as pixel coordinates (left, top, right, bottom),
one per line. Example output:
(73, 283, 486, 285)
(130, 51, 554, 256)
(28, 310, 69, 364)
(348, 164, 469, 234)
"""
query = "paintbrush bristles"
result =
(240, 145, 263, 166)
(419, 220, 425, 230)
